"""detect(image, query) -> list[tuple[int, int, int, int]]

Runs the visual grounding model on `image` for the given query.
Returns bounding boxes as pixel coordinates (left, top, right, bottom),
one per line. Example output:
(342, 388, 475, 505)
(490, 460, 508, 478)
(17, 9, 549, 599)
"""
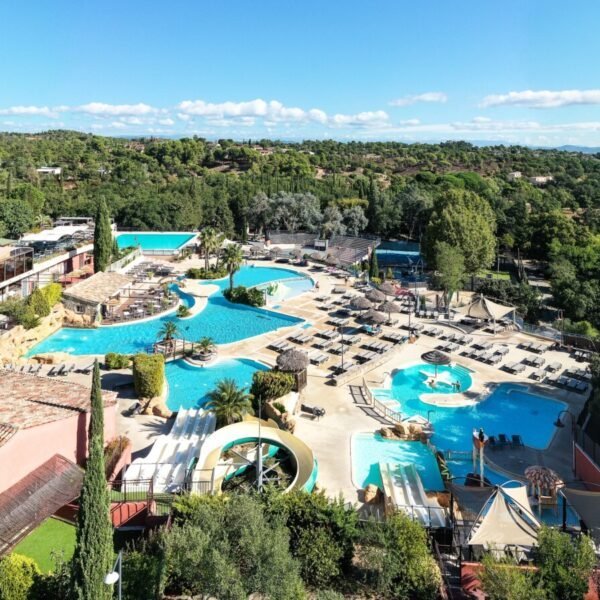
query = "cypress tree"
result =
(71, 360, 113, 600)
(369, 250, 379, 279)
(93, 197, 112, 273)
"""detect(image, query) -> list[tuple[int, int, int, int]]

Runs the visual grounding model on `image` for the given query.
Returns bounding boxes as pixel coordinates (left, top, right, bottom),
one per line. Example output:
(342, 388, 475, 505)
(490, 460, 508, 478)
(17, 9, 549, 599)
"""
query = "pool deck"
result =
(10, 254, 591, 503)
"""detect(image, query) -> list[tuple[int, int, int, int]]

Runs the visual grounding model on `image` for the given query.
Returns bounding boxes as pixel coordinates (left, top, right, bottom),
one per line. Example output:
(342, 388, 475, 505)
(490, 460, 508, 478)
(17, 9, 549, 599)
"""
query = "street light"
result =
(427, 409, 436, 423)
(339, 325, 345, 372)
(105, 551, 122, 600)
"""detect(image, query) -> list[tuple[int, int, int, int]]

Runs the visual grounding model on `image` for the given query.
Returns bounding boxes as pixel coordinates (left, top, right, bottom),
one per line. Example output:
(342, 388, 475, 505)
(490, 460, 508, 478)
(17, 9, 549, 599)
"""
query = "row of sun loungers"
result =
(438, 342, 460, 353)
(519, 341, 548, 354)
(523, 355, 545, 368)
(545, 374, 589, 393)
(328, 317, 349, 327)
(488, 434, 524, 450)
(381, 332, 407, 344)
(565, 367, 592, 381)
(289, 333, 313, 345)
(503, 361, 527, 374)
(363, 340, 391, 353)
(354, 351, 378, 363)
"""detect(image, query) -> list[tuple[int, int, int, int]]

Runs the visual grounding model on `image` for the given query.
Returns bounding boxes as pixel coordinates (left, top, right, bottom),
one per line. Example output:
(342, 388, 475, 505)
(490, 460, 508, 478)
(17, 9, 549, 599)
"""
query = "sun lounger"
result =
(519, 341, 532, 351)
(498, 433, 509, 447)
(268, 340, 287, 351)
(313, 338, 334, 350)
(488, 353, 502, 365)
(361, 324, 382, 336)
(308, 351, 328, 365)
(575, 381, 589, 394)
(487, 436, 498, 450)
(462, 335, 473, 345)
(332, 361, 355, 374)
(503, 361, 516, 372)
(354, 351, 377, 363)
(290, 333, 313, 345)
(512, 363, 526, 374)
(343, 334, 361, 345)
(511, 434, 524, 448)
(301, 403, 326, 419)
(547, 361, 561, 373)
(318, 303, 334, 311)
(479, 351, 493, 363)
(531, 369, 546, 381)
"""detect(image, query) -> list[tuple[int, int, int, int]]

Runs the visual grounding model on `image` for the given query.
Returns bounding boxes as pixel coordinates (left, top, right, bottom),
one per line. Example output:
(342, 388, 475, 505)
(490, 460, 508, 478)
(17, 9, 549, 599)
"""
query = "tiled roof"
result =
(0, 371, 117, 433)
(62, 271, 132, 304)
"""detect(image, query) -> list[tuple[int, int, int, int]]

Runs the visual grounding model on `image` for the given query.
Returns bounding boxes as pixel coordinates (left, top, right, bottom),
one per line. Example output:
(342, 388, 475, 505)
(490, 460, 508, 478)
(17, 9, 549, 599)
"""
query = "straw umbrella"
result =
(363, 309, 387, 325)
(421, 350, 451, 377)
(366, 289, 385, 303)
(379, 300, 400, 324)
(277, 349, 309, 391)
(378, 282, 397, 296)
(524, 465, 564, 498)
(350, 296, 372, 312)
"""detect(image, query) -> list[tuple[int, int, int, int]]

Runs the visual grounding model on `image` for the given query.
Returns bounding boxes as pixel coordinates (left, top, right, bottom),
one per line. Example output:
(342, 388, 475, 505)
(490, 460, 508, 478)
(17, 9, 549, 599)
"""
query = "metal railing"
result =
(107, 247, 142, 272)
(362, 377, 403, 424)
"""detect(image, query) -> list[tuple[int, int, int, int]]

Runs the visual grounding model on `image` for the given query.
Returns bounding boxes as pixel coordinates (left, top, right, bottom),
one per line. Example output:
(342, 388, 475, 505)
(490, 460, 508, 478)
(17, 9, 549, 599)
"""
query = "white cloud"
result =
(76, 102, 159, 116)
(330, 110, 390, 127)
(399, 118, 420, 126)
(0, 105, 65, 118)
(389, 92, 447, 107)
(177, 113, 192, 121)
(158, 117, 175, 126)
(481, 89, 600, 108)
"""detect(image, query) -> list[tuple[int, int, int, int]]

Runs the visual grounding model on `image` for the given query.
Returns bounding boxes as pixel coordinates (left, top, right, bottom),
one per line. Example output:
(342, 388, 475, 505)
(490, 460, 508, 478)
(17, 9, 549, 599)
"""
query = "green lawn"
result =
(13, 518, 76, 572)
(478, 269, 511, 281)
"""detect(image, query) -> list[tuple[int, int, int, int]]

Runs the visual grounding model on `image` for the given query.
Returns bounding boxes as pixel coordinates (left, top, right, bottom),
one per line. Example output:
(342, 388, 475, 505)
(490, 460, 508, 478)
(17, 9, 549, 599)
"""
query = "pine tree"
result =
(93, 197, 112, 273)
(369, 250, 379, 279)
(71, 361, 113, 600)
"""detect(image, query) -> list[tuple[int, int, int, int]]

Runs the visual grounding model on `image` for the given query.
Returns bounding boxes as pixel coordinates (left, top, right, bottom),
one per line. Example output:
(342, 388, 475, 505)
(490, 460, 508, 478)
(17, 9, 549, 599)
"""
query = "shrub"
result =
(273, 401, 287, 414)
(176, 305, 191, 318)
(41, 282, 62, 307)
(132, 353, 165, 398)
(121, 538, 165, 600)
(104, 435, 131, 479)
(0, 553, 40, 600)
(28, 553, 73, 600)
(223, 285, 265, 307)
(186, 266, 227, 280)
(27, 288, 51, 318)
(104, 352, 131, 370)
(296, 527, 343, 588)
(250, 370, 295, 405)
(20, 305, 41, 329)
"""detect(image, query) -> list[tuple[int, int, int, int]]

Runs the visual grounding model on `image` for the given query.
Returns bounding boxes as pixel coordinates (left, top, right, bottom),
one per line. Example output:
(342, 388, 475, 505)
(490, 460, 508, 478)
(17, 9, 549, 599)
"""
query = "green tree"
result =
(206, 378, 253, 427)
(222, 243, 244, 291)
(369, 250, 379, 279)
(0, 197, 34, 238)
(424, 188, 496, 280)
(0, 553, 40, 600)
(480, 554, 546, 600)
(434, 242, 466, 316)
(28, 287, 51, 318)
(536, 527, 596, 600)
(71, 361, 113, 600)
(158, 320, 179, 342)
(199, 227, 223, 271)
(93, 197, 113, 273)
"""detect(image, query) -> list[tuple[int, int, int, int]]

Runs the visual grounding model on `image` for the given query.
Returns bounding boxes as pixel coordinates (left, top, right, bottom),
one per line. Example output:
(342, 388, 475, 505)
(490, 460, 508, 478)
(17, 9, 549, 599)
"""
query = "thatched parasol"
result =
(379, 301, 400, 322)
(524, 465, 564, 496)
(350, 296, 372, 311)
(276, 349, 309, 373)
(421, 350, 451, 376)
(366, 289, 385, 303)
(326, 254, 340, 266)
(378, 282, 397, 296)
(363, 309, 387, 324)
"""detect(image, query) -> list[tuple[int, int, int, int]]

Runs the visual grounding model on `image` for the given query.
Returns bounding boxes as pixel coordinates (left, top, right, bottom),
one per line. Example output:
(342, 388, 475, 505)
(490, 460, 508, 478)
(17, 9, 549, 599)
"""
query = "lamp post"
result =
(427, 409, 436, 424)
(339, 325, 345, 372)
(105, 551, 123, 600)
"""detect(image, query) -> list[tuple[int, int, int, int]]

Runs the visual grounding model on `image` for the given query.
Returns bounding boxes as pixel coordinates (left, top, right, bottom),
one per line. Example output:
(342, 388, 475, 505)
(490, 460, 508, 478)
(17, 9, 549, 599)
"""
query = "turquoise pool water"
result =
(352, 433, 445, 491)
(165, 358, 268, 411)
(117, 232, 195, 251)
(374, 365, 565, 452)
(256, 276, 315, 302)
(28, 266, 307, 356)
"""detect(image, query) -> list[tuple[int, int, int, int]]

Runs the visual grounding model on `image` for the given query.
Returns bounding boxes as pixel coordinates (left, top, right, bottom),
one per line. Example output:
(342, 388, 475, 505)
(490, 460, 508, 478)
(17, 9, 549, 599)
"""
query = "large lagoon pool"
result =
(117, 232, 196, 251)
(374, 364, 565, 452)
(28, 266, 308, 356)
(166, 358, 268, 411)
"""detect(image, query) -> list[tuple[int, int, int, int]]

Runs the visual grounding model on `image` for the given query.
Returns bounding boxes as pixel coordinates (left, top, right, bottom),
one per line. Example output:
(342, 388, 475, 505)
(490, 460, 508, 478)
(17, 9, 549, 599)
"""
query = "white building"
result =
(529, 175, 554, 186)
(507, 171, 522, 182)
(36, 167, 62, 176)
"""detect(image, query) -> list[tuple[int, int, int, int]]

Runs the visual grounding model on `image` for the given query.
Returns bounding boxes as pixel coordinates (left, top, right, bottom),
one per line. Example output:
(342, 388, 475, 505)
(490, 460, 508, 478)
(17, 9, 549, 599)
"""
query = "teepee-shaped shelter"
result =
(467, 483, 540, 550)
(455, 295, 516, 326)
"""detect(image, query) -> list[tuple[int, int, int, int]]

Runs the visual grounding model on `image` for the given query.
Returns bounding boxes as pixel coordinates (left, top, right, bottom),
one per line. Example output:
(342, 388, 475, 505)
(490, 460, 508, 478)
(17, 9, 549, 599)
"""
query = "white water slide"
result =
(124, 408, 216, 492)
(379, 462, 446, 528)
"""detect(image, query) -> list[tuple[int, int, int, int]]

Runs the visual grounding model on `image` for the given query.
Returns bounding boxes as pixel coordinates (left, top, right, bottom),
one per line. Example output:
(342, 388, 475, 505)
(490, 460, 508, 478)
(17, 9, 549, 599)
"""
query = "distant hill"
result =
(555, 145, 600, 154)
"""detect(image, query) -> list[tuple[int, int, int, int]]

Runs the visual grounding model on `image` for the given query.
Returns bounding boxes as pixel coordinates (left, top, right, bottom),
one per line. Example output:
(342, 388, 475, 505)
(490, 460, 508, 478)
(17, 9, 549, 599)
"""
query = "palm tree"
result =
(158, 321, 179, 342)
(196, 336, 216, 358)
(199, 228, 222, 272)
(205, 378, 253, 427)
(222, 243, 244, 291)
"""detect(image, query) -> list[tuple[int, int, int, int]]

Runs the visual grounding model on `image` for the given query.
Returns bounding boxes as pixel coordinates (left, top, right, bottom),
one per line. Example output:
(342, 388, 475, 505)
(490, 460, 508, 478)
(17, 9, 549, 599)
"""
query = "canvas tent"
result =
(562, 488, 600, 545)
(468, 484, 540, 550)
(455, 295, 515, 323)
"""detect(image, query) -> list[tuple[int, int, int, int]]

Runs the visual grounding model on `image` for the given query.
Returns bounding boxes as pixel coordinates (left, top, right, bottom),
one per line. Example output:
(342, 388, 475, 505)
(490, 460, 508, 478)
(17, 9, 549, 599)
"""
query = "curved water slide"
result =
(191, 417, 317, 494)
(379, 462, 446, 528)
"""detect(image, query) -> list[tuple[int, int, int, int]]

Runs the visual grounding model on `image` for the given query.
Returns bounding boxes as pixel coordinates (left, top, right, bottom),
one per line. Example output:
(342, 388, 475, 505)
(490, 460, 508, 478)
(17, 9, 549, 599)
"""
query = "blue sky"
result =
(1, 0, 599, 145)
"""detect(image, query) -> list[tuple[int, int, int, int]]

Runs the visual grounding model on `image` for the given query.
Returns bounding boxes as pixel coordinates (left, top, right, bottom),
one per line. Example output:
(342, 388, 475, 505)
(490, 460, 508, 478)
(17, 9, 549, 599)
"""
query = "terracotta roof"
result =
(62, 271, 132, 305)
(0, 371, 117, 434)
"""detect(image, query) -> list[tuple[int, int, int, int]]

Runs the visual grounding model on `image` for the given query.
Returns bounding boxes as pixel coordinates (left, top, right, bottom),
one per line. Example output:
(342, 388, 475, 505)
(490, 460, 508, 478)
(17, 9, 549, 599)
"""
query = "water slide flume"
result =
(192, 417, 318, 493)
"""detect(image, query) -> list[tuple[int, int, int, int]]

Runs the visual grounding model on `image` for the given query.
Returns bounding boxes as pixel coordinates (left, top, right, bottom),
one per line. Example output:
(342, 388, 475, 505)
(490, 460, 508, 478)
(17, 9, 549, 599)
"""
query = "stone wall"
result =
(0, 304, 66, 365)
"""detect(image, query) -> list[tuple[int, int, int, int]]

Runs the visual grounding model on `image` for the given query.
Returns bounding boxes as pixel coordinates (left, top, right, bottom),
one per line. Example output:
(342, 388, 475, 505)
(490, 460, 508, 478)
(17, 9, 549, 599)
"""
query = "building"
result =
(62, 271, 133, 319)
(20, 223, 93, 256)
(0, 370, 117, 494)
(36, 166, 62, 176)
(507, 171, 522, 181)
(529, 175, 554, 186)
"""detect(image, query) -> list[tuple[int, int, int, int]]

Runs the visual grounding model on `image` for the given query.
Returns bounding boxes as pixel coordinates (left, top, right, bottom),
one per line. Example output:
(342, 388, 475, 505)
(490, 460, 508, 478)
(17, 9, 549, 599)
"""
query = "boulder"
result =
(408, 423, 423, 436)
(380, 427, 395, 439)
(364, 484, 382, 504)
(393, 422, 408, 437)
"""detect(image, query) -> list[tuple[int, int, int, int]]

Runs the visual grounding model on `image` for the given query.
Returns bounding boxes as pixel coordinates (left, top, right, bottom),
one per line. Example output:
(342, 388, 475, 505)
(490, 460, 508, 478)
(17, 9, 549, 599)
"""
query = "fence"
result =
(361, 376, 403, 424)
(107, 247, 142, 272)
(575, 426, 600, 467)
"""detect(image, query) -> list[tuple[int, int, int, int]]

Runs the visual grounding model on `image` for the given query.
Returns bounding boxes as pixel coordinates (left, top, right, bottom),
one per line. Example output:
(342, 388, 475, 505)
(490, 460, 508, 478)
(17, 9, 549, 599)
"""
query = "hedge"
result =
(250, 370, 294, 403)
(104, 353, 131, 370)
(27, 288, 51, 318)
(223, 285, 265, 307)
(0, 554, 40, 600)
(132, 353, 165, 399)
(41, 282, 62, 307)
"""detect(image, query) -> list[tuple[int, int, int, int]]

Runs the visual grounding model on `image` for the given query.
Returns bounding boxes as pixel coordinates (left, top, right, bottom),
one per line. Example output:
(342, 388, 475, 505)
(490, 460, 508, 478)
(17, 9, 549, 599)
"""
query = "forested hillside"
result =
(0, 130, 599, 331)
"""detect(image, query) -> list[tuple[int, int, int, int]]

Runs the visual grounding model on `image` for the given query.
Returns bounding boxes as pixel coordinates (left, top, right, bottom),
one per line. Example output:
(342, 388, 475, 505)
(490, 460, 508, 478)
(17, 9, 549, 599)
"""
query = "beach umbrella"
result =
(379, 301, 400, 323)
(363, 309, 387, 324)
(421, 350, 451, 376)
(350, 296, 372, 311)
(524, 465, 564, 496)
(378, 282, 397, 296)
(366, 289, 385, 303)
(276, 349, 309, 373)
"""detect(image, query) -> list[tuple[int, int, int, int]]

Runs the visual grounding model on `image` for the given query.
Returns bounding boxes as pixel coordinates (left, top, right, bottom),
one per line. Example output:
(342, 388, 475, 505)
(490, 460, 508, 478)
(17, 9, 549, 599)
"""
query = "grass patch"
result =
(478, 270, 511, 281)
(13, 518, 76, 572)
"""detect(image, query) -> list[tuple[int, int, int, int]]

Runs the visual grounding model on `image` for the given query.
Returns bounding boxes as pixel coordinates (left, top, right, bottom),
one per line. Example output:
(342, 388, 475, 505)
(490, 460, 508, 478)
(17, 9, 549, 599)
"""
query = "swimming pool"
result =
(255, 276, 315, 303)
(28, 266, 308, 356)
(374, 365, 566, 452)
(116, 232, 196, 251)
(352, 432, 445, 491)
(165, 358, 268, 411)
